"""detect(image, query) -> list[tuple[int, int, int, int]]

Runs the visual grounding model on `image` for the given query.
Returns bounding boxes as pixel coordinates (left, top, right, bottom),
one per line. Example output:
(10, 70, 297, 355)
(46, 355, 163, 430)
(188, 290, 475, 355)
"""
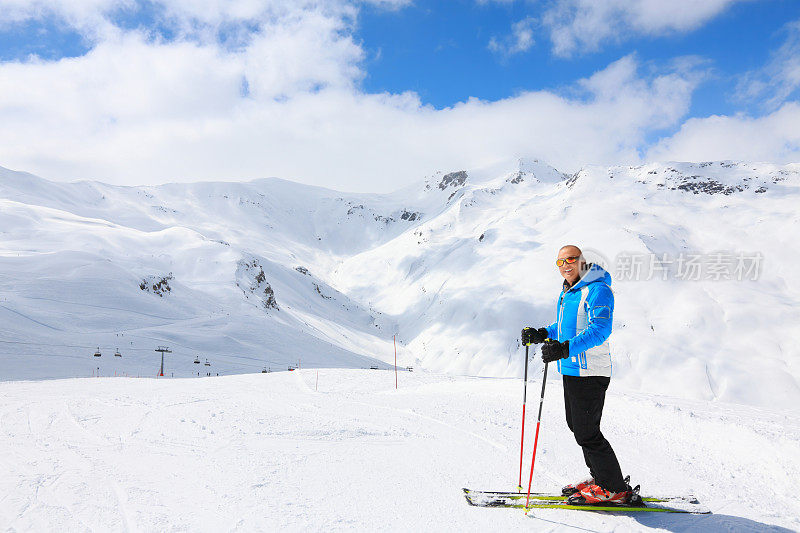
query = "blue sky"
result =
(0, 0, 798, 191)
(357, 0, 798, 118)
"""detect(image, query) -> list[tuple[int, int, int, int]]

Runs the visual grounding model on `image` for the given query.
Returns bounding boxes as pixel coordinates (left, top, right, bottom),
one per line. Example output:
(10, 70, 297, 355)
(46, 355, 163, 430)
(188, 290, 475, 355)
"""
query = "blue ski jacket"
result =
(545, 263, 614, 377)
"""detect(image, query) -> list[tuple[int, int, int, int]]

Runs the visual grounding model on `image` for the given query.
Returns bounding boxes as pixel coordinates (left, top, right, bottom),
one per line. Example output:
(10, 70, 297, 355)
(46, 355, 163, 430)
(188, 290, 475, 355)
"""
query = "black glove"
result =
(521, 327, 549, 345)
(541, 340, 570, 363)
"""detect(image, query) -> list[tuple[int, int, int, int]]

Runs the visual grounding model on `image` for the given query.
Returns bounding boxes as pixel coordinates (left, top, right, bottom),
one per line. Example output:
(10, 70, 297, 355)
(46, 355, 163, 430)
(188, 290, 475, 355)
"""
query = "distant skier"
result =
(521, 245, 631, 504)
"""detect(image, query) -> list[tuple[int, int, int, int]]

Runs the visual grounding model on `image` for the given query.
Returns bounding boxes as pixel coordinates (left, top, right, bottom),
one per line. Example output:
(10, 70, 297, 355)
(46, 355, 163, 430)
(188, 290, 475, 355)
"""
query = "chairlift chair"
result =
(114, 348, 122, 357)
(204, 359, 211, 366)
(93, 347, 102, 357)
(194, 356, 200, 364)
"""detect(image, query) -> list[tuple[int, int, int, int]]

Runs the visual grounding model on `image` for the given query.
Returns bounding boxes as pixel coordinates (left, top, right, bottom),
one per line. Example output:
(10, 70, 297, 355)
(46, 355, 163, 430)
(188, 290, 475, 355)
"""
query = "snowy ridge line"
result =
(0, 160, 799, 408)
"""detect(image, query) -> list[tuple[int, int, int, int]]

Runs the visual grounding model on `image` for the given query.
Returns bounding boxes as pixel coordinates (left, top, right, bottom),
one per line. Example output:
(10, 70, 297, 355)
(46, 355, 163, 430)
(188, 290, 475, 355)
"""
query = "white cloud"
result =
(647, 103, 800, 164)
(488, 16, 535, 55)
(3, 0, 795, 193)
(541, 0, 749, 57)
(735, 19, 800, 111)
(0, 0, 408, 42)
(0, 9, 706, 192)
(359, 0, 411, 9)
(482, 1, 750, 59)
(0, 0, 124, 40)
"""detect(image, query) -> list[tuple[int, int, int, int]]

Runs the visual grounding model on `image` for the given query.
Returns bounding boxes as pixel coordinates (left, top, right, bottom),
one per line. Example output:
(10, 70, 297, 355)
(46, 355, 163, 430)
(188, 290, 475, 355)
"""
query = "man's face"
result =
(557, 247, 584, 285)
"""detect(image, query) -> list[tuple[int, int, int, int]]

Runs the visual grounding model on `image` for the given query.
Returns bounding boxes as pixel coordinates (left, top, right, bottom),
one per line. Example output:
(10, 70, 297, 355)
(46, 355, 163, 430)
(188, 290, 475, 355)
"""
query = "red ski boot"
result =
(561, 476, 594, 497)
(575, 483, 633, 505)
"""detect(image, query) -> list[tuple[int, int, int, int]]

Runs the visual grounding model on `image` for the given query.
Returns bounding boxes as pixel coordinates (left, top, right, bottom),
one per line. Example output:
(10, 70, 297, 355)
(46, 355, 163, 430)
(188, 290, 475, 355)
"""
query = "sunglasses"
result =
(556, 256, 580, 267)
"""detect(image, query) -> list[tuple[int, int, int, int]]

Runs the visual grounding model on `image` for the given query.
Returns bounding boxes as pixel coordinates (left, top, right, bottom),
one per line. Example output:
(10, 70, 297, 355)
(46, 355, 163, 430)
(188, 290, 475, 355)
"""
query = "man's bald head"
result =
(559, 245, 582, 257)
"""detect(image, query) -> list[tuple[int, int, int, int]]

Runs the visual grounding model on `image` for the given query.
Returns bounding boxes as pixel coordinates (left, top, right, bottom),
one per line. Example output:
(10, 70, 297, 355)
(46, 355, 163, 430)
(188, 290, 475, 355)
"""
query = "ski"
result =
(463, 488, 687, 503)
(463, 488, 710, 514)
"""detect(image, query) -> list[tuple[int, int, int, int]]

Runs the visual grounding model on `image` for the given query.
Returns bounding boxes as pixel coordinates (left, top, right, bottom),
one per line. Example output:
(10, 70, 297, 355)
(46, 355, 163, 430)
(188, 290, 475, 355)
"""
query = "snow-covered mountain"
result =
(1, 159, 798, 408)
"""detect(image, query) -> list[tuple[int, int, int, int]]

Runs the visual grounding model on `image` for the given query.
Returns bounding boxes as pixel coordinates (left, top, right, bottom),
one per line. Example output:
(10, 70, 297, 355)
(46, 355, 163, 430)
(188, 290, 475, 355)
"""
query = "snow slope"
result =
(1, 160, 800, 408)
(2, 161, 800, 532)
(0, 168, 418, 379)
(1, 370, 797, 532)
(334, 159, 800, 407)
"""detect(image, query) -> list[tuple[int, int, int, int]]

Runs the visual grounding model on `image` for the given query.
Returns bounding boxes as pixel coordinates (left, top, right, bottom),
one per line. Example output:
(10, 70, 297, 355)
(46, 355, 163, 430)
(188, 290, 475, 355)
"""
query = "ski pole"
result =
(517, 343, 530, 491)
(524, 358, 549, 514)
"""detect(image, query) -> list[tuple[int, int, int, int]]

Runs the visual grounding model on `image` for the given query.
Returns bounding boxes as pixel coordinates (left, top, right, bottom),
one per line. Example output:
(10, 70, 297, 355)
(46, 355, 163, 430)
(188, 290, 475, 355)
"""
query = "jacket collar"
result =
(562, 263, 611, 292)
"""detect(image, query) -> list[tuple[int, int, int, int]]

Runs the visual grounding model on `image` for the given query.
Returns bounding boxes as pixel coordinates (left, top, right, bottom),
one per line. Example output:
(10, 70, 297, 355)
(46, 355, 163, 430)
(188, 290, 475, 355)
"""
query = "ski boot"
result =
(568, 482, 645, 507)
(561, 474, 629, 497)
(561, 476, 594, 497)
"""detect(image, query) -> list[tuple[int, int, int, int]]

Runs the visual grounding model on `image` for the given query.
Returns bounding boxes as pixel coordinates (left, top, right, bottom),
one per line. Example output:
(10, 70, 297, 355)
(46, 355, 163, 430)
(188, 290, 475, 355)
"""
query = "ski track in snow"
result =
(0, 370, 797, 532)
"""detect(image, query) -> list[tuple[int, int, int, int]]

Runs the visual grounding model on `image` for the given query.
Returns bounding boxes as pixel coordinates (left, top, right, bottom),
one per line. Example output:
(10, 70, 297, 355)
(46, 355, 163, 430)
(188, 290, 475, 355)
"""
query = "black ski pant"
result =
(562, 374, 627, 493)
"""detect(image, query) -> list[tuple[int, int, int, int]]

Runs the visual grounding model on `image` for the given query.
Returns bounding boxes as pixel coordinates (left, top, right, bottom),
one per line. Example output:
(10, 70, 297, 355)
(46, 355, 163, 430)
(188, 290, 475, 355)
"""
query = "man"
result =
(521, 245, 631, 504)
